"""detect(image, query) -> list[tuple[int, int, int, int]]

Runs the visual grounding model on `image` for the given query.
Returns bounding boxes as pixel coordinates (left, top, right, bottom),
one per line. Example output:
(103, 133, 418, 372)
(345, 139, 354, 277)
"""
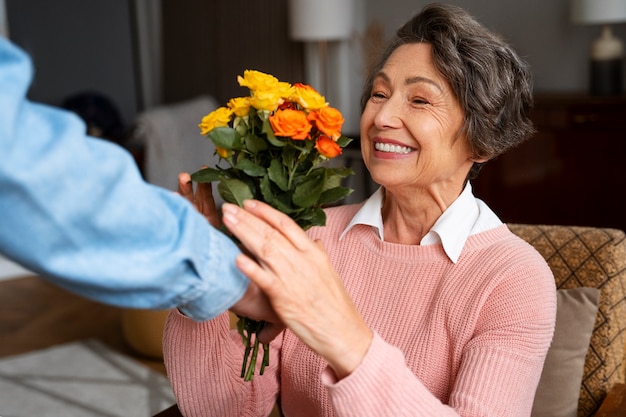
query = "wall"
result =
(364, 0, 626, 93)
(5, 0, 139, 130)
(6, 0, 626, 130)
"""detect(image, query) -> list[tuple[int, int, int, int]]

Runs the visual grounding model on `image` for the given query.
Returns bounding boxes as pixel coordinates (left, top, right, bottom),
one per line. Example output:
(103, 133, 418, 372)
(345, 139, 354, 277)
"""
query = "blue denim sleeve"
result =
(0, 37, 248, 321)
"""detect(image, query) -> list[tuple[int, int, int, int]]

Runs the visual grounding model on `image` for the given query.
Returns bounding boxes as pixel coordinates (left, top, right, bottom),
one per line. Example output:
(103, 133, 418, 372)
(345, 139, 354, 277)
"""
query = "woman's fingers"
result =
(222, 200, 311, 254)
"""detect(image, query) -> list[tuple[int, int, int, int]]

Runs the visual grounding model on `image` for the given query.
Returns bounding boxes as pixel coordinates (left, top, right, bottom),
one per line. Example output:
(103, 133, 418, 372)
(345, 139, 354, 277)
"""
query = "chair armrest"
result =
(595, 383, 626, 417)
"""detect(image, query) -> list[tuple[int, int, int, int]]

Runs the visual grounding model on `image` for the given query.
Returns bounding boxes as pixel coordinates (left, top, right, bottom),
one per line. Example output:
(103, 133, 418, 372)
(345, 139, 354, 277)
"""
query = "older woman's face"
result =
(360, 43, 475, 194)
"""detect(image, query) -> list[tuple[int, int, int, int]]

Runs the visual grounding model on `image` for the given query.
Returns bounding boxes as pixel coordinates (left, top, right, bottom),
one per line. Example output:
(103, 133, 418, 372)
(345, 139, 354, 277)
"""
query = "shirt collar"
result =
(339, 183, 502, 263)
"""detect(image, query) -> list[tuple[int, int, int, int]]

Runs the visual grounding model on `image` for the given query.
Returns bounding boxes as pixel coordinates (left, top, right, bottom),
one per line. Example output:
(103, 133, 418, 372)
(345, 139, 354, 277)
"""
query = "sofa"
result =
(154, 223, 626, 417)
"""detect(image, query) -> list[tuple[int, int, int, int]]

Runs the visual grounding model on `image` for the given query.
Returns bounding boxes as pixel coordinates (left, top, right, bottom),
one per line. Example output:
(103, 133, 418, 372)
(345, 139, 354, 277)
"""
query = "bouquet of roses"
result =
(193, 70, 353, 381)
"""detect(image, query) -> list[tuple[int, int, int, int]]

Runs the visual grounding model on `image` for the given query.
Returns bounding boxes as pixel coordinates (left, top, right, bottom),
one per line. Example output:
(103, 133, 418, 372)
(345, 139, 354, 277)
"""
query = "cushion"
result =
(509, 224, 626, 417)
(531, 287, 600, 417)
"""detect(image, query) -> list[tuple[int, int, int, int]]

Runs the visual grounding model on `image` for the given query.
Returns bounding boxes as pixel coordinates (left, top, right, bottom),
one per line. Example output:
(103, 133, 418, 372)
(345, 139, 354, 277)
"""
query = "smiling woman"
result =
(162, 4, 555, 417)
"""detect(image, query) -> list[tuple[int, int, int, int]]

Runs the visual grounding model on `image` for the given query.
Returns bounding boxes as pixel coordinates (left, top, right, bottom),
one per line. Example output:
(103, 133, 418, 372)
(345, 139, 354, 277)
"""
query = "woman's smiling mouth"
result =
(374, 142, 414, 154)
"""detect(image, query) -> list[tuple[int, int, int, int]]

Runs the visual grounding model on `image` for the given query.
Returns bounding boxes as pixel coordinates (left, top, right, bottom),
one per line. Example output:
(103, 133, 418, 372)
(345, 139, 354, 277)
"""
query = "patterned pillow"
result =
(508, 224, 626, 417)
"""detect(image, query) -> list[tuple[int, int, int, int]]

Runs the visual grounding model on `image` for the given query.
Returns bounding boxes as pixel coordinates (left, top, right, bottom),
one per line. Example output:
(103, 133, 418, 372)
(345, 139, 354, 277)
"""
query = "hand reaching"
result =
(178, 172, 220, 228)
(222, 200, 374, 379)
(177, 173, 284, 340)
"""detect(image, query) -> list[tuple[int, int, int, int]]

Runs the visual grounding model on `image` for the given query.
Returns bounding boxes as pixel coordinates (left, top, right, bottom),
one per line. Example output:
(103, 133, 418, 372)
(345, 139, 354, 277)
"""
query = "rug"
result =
(0, 340, 175, 417)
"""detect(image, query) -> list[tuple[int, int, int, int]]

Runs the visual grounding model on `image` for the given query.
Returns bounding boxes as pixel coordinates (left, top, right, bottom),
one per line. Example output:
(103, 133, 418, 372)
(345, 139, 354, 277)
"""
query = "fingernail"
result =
(223, 211, 238, 225)
(222, 203, 238, 215)
(243, 199, 257, 209)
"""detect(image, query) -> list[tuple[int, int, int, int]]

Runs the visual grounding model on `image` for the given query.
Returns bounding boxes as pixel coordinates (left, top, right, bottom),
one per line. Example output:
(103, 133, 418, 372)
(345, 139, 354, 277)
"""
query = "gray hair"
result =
(361, 3, 535, 179)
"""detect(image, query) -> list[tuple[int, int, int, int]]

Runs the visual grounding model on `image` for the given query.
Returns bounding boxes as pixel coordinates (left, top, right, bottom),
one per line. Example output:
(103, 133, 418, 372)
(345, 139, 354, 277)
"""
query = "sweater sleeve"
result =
(163, 309, 282, 417)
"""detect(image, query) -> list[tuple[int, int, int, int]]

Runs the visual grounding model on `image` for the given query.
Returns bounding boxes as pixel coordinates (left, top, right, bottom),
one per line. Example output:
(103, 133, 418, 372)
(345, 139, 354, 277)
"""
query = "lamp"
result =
(571, 0, 626, 95)
(288, 0, 354, 95)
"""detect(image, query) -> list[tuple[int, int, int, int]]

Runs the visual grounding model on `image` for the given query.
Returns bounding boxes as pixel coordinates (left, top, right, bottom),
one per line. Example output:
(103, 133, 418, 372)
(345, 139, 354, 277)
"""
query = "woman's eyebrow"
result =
(405, 75, 443, 93)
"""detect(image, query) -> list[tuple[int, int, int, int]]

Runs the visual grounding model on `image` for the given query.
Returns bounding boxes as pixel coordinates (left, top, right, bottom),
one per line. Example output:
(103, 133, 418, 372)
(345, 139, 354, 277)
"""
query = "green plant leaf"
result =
(236, 157, 266, 177)
(245, 133, 269, 154)
(209, 126, 243, 150)
(336, 135, 354, 148)
(218, 178, 254, 206)
(293, 173, 325, 208)
(191, 167, 222, 183)
(319, 186, 354, 205)
(262, 119, 286, 147)
(268, 159, 289, 191)
(295, 207, 327, 230)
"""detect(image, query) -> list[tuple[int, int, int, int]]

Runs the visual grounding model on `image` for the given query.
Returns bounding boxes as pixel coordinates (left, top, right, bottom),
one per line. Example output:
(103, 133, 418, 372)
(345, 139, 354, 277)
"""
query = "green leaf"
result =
(295, 207, 327, 230)
(336, 135, 354, 148)
(190, 167, 222, 183)
(293, 173, 325, 208)
(236, 157, 266, 177)
(245, 133, 269, 154)
(218, 178, 254, 206)
(209, 126, 243, 150)
(262, 119, 286, 147)
(273, 190, 295, 212)
(259, 175, 275, 204)
(319, 186, 354, 205)
(268, 159, 289, 191)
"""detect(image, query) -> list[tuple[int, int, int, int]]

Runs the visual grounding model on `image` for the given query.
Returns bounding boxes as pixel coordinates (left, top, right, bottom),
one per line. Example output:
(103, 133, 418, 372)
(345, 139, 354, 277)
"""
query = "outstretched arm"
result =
(0, 37, 247, 321)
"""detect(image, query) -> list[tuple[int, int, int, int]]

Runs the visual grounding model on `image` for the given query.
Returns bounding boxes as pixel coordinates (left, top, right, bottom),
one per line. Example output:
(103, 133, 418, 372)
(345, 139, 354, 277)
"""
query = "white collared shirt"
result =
(339, 183, 503, 263)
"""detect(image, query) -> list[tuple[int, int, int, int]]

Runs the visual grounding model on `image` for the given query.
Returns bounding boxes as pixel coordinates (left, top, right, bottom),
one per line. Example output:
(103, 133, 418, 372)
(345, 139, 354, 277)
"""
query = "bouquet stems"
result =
(238, 316, 270, 381)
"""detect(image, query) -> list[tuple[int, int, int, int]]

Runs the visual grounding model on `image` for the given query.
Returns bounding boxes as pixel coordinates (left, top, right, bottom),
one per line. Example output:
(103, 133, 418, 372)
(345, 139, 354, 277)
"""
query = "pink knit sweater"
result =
(163, 203, 556, 417)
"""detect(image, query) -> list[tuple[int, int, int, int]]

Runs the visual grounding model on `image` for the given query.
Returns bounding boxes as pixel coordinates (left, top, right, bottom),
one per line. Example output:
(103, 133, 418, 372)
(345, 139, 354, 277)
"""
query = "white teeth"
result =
(375, 142, 412, 154)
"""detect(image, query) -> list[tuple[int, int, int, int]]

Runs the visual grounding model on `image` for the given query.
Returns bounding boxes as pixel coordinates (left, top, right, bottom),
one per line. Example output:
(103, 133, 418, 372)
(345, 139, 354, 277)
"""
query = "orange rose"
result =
(269, 108, 312, 140)
(315, 135, 342, 158)
(307, 106, 344, 140)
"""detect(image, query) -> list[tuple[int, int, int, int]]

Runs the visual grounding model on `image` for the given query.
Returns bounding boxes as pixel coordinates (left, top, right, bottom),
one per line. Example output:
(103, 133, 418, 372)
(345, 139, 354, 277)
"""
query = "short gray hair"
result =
(361, 3, 535, 179)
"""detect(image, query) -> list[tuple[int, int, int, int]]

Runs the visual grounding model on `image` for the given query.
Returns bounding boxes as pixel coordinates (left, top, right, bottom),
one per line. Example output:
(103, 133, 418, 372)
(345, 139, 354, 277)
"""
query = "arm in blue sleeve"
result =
(0, 37, 248, 321)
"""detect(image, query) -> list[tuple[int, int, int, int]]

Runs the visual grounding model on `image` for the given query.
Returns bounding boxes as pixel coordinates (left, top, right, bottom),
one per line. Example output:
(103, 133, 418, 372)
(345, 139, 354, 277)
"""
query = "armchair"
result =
(509, 224, 626, 417)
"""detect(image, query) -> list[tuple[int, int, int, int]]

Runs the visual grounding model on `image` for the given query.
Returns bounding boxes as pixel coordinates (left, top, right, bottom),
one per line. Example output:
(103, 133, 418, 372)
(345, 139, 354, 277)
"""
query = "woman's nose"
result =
(373, 98, 403, 129)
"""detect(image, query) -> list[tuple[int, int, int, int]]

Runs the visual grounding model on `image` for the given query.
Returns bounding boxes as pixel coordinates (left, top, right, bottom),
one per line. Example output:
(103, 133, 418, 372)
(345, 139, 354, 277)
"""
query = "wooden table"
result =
(0, 275, 166, 375)
(595, 383, 626, 417)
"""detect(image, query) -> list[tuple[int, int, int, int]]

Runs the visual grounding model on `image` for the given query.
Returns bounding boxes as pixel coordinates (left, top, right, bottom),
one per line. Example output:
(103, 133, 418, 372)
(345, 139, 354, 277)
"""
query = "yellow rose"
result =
(215, 146, 232, 158)
(307, 106, 344, 140)
(237, 70, 279, 92)
(269, 108, 312, 140)
(250, 90, 284, 112)
(198, 107, 233, 135)
(315, 135, 342, 158)
(290, 83, 327, 110)
(276, 81, 295, 99)
(227, 97, 251, 117)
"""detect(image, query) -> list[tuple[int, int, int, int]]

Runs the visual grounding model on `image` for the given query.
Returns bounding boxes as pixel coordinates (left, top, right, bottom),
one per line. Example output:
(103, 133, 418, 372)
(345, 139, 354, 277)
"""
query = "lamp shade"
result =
(288, 0, 353, 41)
(571, 0, 626, 24)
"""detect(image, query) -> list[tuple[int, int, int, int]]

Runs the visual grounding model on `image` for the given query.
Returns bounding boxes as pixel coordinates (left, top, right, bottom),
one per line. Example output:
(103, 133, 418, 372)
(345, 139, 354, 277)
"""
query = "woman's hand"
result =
(222, 200, 374, 379)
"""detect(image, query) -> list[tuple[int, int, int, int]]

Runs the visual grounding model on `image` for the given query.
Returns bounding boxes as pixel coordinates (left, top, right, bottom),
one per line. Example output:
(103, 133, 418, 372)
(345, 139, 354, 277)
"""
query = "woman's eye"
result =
(412, 97, 429, 105)
(370, 91, 387, 101)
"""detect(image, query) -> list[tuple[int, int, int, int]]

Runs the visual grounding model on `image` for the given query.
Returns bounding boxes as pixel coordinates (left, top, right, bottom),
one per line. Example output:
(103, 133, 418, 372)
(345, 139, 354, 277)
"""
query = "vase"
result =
(121, 308, 170, 359)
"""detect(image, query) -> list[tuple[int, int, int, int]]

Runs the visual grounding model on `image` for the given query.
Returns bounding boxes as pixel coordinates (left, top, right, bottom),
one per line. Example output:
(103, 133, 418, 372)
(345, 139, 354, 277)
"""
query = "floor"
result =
(1, 272, 283, 417)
